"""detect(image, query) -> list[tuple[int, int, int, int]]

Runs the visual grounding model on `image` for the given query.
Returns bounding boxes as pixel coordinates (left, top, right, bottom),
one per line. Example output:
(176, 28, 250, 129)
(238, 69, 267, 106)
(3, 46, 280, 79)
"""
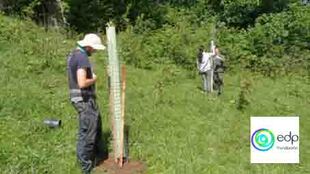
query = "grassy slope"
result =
(126, 67, 310, 174)
(1, 16, 310, 174)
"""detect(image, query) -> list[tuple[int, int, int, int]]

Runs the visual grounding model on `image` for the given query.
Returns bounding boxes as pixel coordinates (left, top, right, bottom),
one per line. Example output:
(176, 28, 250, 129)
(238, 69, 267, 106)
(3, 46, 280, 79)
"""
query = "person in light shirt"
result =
(197, 46, 213, 92)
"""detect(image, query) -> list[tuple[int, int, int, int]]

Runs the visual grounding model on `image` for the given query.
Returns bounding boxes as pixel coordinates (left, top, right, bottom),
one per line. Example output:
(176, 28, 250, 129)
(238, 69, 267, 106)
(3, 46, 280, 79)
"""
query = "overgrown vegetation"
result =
(117, 2, 310, 76)
(1, 1, 309, 75)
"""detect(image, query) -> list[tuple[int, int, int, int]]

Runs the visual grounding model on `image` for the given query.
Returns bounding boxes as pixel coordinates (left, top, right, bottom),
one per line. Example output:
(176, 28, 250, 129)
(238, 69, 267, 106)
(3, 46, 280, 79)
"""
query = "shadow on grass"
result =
(95, 130, 111, 166)
(95, 124, 130, 166)
(124, 124, 129, 161)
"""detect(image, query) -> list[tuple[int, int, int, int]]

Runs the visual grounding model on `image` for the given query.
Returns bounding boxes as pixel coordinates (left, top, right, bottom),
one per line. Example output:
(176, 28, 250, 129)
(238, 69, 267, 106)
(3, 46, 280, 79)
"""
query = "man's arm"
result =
(77, 68, 97, 88)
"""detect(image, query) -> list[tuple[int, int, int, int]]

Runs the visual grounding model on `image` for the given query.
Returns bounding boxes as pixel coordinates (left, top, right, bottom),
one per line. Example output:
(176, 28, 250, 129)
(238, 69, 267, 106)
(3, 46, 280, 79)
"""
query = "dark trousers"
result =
(72, 98, 103, 173)
(213, 72, 224, 94)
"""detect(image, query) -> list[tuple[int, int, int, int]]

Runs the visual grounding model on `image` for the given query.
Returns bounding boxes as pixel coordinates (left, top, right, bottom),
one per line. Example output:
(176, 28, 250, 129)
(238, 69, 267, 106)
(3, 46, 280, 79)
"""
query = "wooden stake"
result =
(119, 65, 126, 167)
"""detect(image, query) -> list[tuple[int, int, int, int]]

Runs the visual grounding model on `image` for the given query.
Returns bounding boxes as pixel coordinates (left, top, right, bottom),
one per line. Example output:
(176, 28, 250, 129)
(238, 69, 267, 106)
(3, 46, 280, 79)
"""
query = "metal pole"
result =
(210, 40, 215, 93)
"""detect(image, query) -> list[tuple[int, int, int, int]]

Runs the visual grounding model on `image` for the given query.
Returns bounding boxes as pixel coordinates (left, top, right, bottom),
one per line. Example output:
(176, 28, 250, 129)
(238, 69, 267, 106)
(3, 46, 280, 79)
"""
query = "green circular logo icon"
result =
(251, 128, 275, 151)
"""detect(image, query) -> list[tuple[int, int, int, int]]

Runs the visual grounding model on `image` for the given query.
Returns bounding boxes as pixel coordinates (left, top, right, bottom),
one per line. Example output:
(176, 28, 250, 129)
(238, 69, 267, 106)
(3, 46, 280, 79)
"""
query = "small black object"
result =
(44, 119, 62, 128)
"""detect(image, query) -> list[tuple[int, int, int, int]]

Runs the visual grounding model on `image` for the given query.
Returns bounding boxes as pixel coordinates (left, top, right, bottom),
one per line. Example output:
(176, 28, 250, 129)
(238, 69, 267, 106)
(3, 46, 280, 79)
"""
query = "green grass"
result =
(1, 15, 310, 174)
(125, 67, 310, 174)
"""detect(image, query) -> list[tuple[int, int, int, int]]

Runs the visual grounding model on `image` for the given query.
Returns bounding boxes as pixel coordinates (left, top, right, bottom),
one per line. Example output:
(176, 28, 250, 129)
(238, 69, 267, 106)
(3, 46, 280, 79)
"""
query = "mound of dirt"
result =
(95, 156, 145, 174)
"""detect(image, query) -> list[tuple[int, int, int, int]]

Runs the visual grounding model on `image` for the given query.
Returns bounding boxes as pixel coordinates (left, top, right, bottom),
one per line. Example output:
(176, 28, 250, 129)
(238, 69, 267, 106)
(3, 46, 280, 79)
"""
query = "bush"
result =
(119, 7, 215, 70)
(217, 3, 310, 75)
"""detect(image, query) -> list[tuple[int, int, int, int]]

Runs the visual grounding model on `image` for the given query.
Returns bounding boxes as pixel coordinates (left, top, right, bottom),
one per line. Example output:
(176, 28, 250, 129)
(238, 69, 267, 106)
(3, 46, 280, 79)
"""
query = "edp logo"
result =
(277, 131, 299, 145)
(251, 129, 299, 152)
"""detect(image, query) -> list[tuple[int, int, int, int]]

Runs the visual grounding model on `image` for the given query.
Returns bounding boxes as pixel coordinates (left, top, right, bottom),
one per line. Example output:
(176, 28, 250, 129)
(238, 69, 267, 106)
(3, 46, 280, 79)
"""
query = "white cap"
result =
(77, 33, 105, 50)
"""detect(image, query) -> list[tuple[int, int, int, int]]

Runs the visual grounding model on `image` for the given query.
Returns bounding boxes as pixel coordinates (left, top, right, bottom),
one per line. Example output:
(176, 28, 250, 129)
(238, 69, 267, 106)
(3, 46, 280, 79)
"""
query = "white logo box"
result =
(250, 117, 299, 163)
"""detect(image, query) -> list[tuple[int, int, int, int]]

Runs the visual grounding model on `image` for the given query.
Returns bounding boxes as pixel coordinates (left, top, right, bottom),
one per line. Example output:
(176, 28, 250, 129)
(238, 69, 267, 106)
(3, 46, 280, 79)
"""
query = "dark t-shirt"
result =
(67, 49, 95, 102)
(214, 56, 225, 73)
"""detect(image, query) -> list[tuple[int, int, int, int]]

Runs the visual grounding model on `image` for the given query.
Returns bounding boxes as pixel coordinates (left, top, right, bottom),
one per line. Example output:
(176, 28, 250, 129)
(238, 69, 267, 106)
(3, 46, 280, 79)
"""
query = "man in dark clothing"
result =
(213, 47, 225, 95)
(67, 33, 105, 174)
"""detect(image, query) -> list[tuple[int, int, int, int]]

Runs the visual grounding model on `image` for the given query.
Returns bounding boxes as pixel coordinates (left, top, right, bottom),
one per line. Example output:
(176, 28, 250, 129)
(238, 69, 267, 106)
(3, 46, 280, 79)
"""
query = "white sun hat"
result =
(77, 33, 105, 50)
